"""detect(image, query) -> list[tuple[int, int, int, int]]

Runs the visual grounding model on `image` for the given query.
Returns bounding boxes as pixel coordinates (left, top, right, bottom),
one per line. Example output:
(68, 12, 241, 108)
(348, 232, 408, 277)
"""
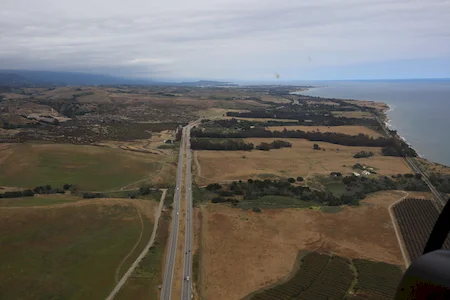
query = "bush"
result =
(313, 143, 321, 150)
(252, 207, 262, 213)
(206, 183, 222, 191)
(353, 151, 374, 158)
(297, 177, 304, 182)
(288, 178, 296, 183)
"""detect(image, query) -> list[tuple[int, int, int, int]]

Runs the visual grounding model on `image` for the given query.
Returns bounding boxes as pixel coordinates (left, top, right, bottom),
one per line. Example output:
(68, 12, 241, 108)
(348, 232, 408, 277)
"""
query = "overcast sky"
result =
(1, 0, 450, 80)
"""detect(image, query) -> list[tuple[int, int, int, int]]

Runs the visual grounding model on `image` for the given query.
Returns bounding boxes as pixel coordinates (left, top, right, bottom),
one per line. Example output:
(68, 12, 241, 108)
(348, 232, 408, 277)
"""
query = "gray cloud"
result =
(1, 0, 450, 80)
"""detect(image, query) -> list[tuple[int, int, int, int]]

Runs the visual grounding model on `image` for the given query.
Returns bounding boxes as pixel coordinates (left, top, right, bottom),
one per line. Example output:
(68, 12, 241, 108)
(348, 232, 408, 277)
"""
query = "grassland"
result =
(0, 143, 170, 191)
(0, 200, 155, 300)
(195, 138, 411, 185)
(115, 210, 170, 300)
(198, 190, 405, 300)
(267, 125, 383, 138)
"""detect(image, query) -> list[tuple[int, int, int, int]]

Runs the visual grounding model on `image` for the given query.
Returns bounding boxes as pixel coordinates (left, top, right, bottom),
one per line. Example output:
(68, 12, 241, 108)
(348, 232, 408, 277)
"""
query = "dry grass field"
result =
(0, 143, 172, 190)
(267, 125, 383, 138)
(0, 198, 157, 300)
(198, 190, 405, 300)
(345, 100, 390, 111)
(195, 138, 411, 185)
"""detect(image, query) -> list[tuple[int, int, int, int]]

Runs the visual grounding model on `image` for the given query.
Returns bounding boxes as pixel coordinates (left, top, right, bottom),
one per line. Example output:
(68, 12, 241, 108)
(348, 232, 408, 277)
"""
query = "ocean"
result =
(300, 80, 450, 166)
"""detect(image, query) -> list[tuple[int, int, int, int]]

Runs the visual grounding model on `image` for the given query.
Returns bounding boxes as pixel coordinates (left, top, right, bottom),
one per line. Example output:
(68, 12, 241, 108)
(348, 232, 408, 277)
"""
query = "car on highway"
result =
(185, 276, 190, 281)
(177, 212, 179, 215)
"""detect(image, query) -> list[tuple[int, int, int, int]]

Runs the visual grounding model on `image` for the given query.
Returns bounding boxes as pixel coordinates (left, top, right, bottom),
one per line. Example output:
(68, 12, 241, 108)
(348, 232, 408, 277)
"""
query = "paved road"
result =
(374, 114, 447, 207)
(160, 127, 186, 300)
(181, 124, 195, 300)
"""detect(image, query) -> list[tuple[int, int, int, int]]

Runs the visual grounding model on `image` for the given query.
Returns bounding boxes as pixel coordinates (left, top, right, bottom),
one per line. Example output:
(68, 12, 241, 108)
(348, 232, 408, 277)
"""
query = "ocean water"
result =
(300, 80, 450, 166)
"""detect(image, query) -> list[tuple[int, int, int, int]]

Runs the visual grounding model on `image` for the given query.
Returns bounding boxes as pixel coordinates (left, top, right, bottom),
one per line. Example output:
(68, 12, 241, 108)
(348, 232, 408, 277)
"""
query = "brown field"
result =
(195, 138, 411, 185)
(267, 125, 383, 138)
(198, 190, 405, 300)
(331, 111, 375, 119)
(345, 99, 389, 112)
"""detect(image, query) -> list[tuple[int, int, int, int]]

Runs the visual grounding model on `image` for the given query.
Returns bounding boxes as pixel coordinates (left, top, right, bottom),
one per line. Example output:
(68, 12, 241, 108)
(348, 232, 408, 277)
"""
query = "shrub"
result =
(252, 207, 262, 213)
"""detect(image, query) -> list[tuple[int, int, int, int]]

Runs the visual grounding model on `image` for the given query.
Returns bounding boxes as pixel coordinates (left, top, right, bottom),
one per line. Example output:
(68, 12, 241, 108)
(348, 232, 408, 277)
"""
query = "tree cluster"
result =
(191, 138, 291, 151)
(353, 151, 374, 158)
(256, 140, 292, 151)
(0, 189, 34, 198)
(429, 173, 450, 193)
(208, 179, 356, 207)
(192, 127, 391, 148)
(190, 138, 254, 151)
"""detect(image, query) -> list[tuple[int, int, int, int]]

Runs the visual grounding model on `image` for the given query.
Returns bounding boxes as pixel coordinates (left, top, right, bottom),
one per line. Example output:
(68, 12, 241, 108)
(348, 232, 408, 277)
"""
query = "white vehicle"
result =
(177, 212, 179, 215)
(185, 276, 190, 281)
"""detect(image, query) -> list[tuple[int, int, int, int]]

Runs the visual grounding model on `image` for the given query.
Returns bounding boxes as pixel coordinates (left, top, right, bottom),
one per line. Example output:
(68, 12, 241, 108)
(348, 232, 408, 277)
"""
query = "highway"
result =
(160, 126, 186, 300)
(374, 114, 447, 207)
(181, 123, 194, 300)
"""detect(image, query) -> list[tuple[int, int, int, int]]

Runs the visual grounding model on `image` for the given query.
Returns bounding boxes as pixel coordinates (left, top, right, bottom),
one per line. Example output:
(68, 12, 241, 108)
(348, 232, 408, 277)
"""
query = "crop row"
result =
(393, 198, 450, 261)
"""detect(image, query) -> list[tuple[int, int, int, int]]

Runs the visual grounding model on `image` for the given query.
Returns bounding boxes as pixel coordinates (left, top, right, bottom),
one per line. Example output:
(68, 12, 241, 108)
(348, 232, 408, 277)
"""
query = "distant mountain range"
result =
(0, 70, 237, 87)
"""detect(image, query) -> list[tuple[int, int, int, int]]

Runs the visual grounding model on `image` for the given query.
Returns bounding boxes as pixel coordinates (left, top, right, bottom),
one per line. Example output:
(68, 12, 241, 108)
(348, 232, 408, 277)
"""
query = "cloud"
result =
(1, 0, 450, 80)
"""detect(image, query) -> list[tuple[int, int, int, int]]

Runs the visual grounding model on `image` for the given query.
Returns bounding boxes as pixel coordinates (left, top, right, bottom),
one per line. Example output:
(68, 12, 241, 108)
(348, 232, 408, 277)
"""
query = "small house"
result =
(362, 170, 371, 176)
(353, 172, 361, 177)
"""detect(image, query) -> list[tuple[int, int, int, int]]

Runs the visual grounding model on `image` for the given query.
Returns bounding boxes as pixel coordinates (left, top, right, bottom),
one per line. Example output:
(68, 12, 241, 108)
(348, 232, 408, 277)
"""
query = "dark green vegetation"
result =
(190, 138, 291, 151)
(0, 203, 143, 300)
(205, 173, 429, 209)
(82, 186, 162, 200)
(353, 150, 374, 158)
(349, 259, 403, 299)
(246, 251, 402, 300)
(0, 143, 160, 191)
(429, 173, 450, 193)
(115, 210, 170, 300)
(393, 198, 450, 262)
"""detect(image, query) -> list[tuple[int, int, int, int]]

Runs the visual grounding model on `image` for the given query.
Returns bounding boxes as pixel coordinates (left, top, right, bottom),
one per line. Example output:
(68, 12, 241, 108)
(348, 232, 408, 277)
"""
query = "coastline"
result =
(299, 87, 426, 161)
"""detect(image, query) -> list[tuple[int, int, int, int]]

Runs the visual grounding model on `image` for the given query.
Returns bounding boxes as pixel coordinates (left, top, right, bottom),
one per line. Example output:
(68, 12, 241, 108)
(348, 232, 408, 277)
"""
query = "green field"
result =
(325, 181, 347, 197)
(245, 251, 403, 300)
(0, 203, 147, 300)
(115, 211, 170, 300)
(0, 143, 161, 191)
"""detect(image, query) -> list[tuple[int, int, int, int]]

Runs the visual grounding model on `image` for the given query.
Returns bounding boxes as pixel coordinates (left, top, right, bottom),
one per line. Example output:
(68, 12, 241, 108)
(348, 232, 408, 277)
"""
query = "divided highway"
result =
(160, 127, 186, 300)
(181, 124, 194, 300)
(161, 120, 200, 300)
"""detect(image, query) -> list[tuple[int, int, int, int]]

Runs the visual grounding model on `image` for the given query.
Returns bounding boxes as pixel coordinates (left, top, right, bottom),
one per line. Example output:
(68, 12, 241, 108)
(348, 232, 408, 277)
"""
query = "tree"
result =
(247, 179, 254, 184)
(415, 173, 423, 180)
(296, 177, 304, 182)
(287, 178, 296, 183)
(313, 143, 320, 150)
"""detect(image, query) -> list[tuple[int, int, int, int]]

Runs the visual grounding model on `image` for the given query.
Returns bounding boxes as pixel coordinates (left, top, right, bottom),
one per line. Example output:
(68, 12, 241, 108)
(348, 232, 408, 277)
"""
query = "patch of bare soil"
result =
(200, 191, 403, 300)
